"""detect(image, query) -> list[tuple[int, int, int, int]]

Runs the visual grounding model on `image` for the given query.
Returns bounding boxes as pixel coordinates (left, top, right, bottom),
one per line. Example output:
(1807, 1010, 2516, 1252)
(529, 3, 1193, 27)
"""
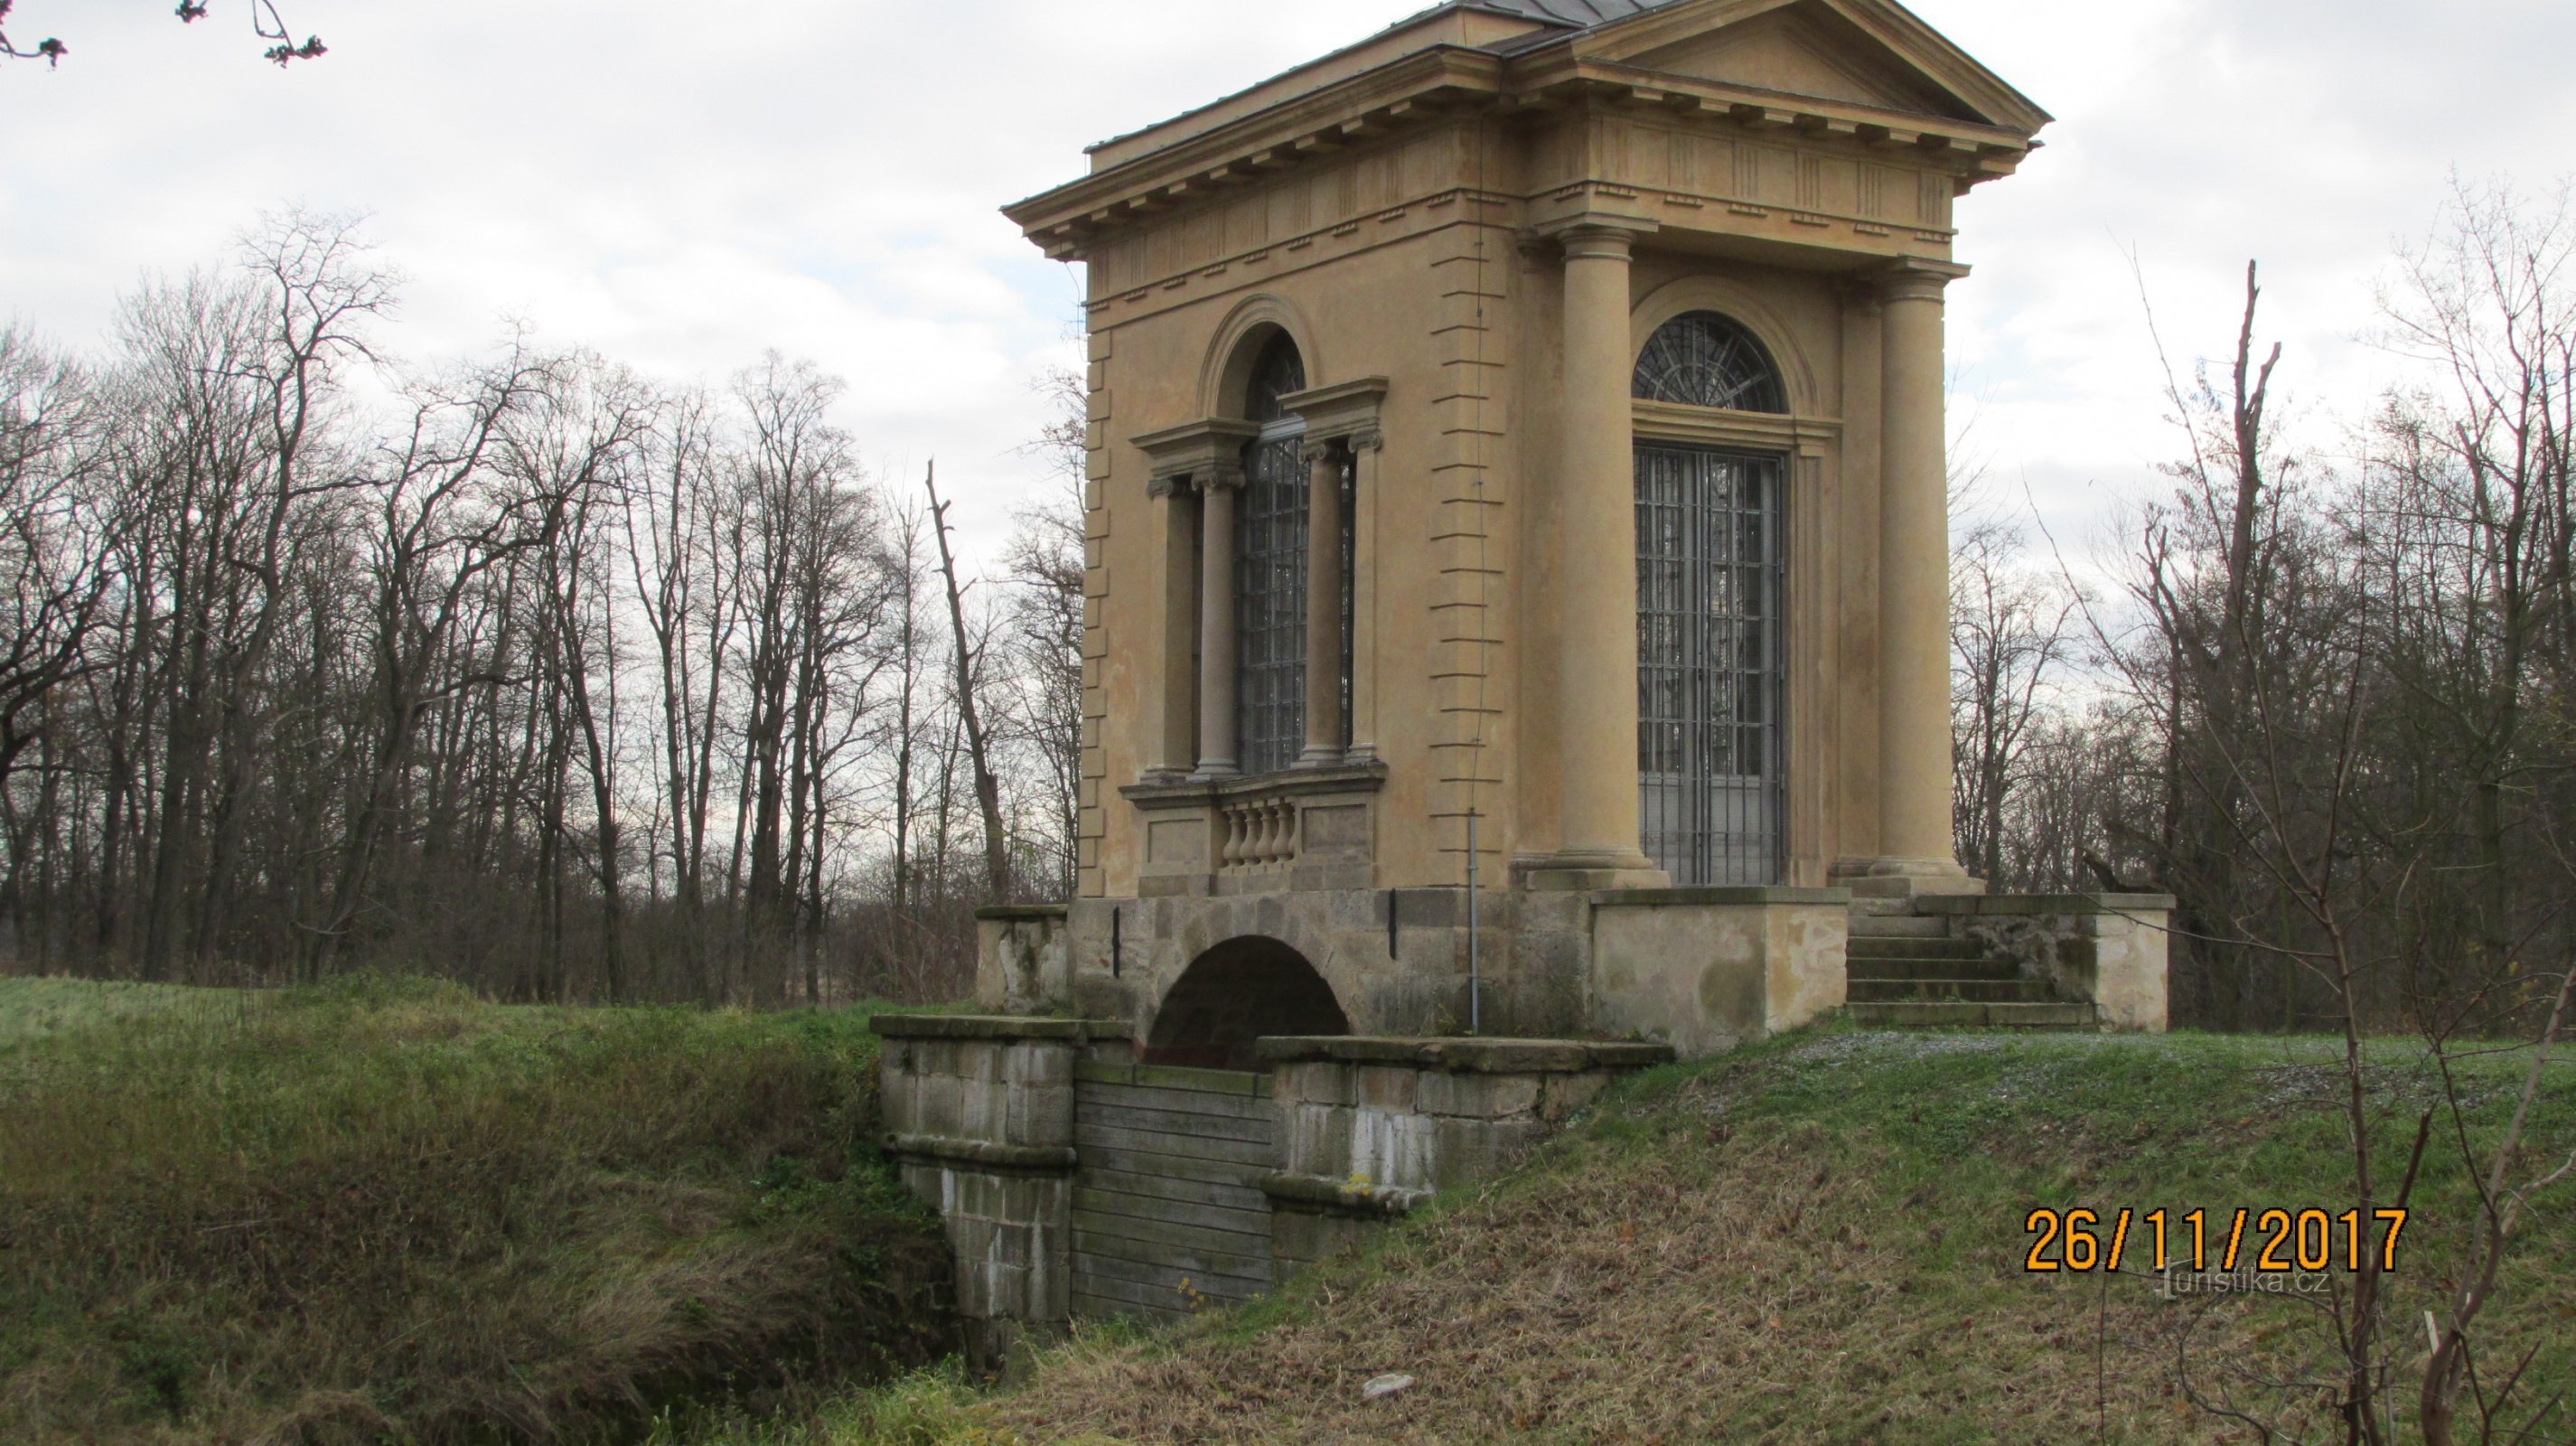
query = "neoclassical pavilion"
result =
(984, 0, 2157, 1058)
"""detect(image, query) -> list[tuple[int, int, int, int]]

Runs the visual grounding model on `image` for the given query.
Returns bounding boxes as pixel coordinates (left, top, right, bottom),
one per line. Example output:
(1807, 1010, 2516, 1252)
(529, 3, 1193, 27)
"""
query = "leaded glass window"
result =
(1633, 312, 1787, 413)
(1236, 335, 1307, 775)
(1636, 446, 1785, 885)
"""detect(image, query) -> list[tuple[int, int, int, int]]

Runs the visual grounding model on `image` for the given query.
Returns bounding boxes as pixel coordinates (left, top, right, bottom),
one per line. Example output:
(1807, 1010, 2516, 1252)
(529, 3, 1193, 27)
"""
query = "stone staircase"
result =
(1843, 901, 2098, 1029)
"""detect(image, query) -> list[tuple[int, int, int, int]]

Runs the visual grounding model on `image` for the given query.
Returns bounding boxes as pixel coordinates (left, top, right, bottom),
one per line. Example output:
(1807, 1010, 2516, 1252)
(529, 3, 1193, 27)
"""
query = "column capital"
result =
(1530, 211, 1660, 262)
(1299, 437, 1343, 467)
(1134, 416, 1260, 500)
(1200, 462, 1247, 493)
(1876, 257, 1972, 305)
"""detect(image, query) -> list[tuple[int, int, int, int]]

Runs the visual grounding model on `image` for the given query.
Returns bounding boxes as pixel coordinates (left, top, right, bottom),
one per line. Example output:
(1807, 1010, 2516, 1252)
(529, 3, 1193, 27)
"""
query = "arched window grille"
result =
(1632, 310, 1788, 884)
(1633, 311, 1788, 413)
(1235, 333, 1307, 775)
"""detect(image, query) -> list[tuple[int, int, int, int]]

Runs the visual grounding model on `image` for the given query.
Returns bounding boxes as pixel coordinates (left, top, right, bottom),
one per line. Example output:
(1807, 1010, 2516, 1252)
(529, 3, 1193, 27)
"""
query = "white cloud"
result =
(1, 0, 2566, 558)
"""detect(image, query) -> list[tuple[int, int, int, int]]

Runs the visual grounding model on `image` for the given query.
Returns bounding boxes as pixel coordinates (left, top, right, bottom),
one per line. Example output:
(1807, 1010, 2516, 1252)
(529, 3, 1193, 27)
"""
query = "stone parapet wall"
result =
(1916, 894, 2176, 1033)
(1254, 1036, 1672, 1276)
(972, 905, 1074, 1015)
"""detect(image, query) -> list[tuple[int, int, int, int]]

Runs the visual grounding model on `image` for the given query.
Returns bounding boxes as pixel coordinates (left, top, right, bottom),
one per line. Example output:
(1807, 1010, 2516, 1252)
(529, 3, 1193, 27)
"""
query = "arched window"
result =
(1633, 311, 1787, 413)
(1235, 333, 1308, 775)
(1632, 310, 1787, 884)
(1245, 333, 1306, 424)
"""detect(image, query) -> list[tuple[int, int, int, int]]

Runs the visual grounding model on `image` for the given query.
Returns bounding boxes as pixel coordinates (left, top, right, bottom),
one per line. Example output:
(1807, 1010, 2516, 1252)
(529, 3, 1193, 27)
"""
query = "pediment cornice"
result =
(1004, 0, 2045, 262)
(1554, 0, 2051, 136)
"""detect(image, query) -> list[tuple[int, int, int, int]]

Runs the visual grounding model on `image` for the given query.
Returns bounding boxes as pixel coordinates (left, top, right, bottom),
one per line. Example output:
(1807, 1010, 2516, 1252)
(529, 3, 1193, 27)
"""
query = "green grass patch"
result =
(0, 974, 954, 1444)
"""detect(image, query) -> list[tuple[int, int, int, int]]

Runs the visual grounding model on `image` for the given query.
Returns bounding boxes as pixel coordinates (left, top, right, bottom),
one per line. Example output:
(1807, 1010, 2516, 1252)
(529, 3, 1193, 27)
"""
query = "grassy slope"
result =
(0, 976, 953, 1445)
(691, 1027, 2576, 1446)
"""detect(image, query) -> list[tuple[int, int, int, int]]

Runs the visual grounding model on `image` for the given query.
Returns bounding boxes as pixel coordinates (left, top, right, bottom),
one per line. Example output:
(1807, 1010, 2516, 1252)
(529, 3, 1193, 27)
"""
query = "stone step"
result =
(1848, 1000, 2100, 1029)
(1845, 915, 1949, 939)
(1846, 935, 1985, 961)
(1845, 958, 2024, 984)
(1846, 977, 2055, 1004)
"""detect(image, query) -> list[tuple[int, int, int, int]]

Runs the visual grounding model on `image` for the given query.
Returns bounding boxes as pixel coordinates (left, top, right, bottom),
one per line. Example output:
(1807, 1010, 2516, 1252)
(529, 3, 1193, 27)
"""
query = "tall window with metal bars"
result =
(1235, 333, 1309, 776)
(1632, 311, 1789, 886)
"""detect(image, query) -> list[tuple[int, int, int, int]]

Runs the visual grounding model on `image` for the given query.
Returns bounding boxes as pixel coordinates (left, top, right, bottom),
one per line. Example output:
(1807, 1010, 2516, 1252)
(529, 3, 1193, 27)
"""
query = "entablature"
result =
(1007, 45, 2037, 265)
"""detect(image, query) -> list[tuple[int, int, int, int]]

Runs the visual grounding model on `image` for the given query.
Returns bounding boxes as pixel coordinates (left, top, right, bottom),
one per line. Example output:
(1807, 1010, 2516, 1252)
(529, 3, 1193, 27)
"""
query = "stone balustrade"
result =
(1220, 795, 1299, 869)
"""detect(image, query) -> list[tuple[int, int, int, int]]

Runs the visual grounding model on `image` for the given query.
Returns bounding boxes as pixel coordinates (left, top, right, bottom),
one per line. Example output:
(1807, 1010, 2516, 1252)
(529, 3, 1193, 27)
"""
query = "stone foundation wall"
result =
(1589, 887, 1851, 1055)
(1034, 884, 1855, 1055)
(1054, 887, 1591, 1045)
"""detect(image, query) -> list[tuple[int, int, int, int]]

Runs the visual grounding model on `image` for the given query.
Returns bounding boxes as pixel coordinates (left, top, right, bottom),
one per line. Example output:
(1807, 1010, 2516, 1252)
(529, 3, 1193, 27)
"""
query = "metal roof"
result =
(1454, 0, 1692, 28)
(1085, 0, 1694, 157)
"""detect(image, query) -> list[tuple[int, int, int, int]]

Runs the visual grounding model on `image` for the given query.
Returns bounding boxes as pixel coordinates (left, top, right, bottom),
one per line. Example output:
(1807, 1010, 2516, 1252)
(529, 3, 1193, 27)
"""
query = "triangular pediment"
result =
(1577, 0, 2048, 134)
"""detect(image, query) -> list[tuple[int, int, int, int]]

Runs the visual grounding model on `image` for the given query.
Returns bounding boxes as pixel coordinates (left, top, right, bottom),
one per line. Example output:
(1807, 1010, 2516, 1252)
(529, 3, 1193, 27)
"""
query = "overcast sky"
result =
(1, 0, 2568, 561)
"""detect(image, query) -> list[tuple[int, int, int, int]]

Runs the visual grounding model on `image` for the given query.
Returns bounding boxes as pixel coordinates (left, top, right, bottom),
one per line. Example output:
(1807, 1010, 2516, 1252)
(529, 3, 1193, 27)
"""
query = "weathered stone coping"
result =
(1119, 759, 1389, 808)
(1254, 1036, 1675, 1073)
(974, 903, 1070, 923)
(1260, 1170, 1433, 1217)
(1916, 893, 2177, 915)
(1592, 887, 1853, 908)
(1074, 1059, 1272, 1096)
(883, 1133, 1080, 1174)
(867, 1013, 1130, 1042)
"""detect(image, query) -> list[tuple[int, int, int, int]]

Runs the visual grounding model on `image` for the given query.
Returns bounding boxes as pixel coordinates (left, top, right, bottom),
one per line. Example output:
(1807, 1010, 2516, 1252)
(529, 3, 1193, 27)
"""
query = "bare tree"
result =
(927, 466, 1012, 900)
(1, 0, 323, 68)
(1949, 512, 2075, 885)
(998, 366, 1089, 898)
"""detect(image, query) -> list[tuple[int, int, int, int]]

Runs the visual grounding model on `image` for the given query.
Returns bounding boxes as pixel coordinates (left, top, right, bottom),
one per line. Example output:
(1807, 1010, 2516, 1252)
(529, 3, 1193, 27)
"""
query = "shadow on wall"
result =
(1144, 935, 1349, 1072)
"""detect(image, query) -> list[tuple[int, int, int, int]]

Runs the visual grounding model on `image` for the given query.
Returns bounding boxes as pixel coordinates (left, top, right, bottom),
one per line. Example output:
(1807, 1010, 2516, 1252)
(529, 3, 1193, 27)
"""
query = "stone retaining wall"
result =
(1254, 1036, 1672, 1278)
(876, 1017, 1669, 1364)
(873, 1015, 1129, 1366)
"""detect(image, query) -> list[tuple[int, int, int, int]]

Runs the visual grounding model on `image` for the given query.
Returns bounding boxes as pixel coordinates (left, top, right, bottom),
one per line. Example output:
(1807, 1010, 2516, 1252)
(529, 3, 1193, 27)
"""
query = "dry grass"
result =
(0, 974, 955, 1445)
(969, 1030, 2576, 1446)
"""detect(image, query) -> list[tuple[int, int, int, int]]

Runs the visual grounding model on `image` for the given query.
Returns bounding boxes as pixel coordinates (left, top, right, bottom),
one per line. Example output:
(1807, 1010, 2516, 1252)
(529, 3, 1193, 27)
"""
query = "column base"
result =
(1520, 850, 1671, 893)
(1829, 857, 1986, 900)
(1295, 745, 1345, 769)
(1188, 761, 1241, 784)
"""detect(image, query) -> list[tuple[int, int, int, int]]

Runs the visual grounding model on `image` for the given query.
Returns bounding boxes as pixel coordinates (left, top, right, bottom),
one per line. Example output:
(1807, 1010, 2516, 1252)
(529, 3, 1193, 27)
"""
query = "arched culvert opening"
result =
(1145, 935, 1348, 1072)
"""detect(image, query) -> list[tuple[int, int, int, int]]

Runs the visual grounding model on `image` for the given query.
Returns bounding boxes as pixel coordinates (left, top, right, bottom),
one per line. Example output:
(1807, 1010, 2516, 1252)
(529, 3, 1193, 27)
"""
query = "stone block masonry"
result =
(874, 1015, 1128, 1368)
(1254, 1036, 1669, 1280)
(877, 1017, 1669, 1365)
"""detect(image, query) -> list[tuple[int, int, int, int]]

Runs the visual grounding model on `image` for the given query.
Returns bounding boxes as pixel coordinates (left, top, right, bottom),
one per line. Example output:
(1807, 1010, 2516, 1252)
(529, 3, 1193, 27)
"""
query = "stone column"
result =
(1299, 440, 1345, 766)
(1875, 260, 1972, 883)
(1345, 429, 1382, 765)
(1194, 467, 1243, 779)
(1540, 221, 1662, 882)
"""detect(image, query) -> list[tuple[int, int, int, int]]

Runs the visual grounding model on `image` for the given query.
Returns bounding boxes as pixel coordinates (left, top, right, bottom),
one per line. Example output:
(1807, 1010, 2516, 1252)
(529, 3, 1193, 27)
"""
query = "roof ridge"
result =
(1450, 0, 1693, 29)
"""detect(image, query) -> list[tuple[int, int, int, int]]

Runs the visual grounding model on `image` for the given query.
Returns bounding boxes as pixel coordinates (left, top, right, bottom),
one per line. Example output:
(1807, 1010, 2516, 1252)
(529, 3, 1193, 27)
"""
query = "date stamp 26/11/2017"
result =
(2022, 1207, 2409, 1277)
